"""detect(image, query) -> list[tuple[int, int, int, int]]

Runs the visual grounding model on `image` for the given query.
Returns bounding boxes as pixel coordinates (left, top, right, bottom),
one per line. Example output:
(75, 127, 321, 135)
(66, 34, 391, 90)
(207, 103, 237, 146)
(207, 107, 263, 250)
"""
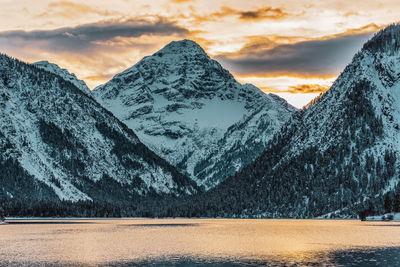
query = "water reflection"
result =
(7, 221, 93, 225)
(364, 224, 400, 227)
(0, 219, 400, 266)
(118, 223, 199, 228)
(102, 247, 400, 266)
(332, 247, 400, 266)
(2, 248, 400, 267)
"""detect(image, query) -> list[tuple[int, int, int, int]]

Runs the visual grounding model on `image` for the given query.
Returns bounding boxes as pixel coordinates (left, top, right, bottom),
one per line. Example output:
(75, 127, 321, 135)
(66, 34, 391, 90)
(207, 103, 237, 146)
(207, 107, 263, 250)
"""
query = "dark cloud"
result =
(0, 18, 188, 52)
(0, 18, 189, 88)
(216, 33, 373, 76)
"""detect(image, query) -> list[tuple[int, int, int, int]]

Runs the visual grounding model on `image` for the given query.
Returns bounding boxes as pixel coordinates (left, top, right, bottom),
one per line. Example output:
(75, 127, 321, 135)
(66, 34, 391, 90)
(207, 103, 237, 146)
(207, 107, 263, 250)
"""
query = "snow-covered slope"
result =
(94, 40, 296, 189)
(0, 54, 198, 202)
(187, 24, 400, 218)
(33, 61, 91, 95)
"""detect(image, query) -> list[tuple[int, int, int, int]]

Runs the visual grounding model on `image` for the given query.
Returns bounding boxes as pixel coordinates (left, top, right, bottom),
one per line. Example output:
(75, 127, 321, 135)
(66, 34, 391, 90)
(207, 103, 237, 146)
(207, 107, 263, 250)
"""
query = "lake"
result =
(1, 219, 400, 266)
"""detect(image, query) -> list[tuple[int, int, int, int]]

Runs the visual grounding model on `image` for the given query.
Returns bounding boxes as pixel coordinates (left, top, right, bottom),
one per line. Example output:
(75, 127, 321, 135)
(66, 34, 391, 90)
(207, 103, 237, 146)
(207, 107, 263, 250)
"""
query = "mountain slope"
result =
(94, 40, 296, 189)
(33, 61, 91, 95)
(172, 25, 400, 218)
(0, 53, 198, 202)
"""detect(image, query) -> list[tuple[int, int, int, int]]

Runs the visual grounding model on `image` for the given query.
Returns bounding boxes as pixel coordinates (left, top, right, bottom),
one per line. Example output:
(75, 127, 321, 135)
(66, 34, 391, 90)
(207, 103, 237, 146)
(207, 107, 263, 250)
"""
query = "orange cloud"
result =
(237, 74, 337, 80)
(329, 23, 383, 39)
(37, 1, 120, 18)
(287, 84, 330, 93)
(239, 6, 289, 21)
(343, 10, 360, 17)
(208, 5, 290, 21)
(180, 5, 291, 24)
(84, 75, 112, 86)
(232, 35, 308, 56)
(209, 6, 237, 18)
(257, 83, 329, 94)
(170, 0, 193, 3)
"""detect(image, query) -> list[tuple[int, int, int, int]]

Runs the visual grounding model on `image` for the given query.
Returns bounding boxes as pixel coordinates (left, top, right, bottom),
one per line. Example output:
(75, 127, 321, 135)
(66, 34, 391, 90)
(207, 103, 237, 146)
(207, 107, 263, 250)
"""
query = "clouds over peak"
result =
(0, 18, 188, 52)
(0, 17, 189, 88)
(216, 32, 373, 77)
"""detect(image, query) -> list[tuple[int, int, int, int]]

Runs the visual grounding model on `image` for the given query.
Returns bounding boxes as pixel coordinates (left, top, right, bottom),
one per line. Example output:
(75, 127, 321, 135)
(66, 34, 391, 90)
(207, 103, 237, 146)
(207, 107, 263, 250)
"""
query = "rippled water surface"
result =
(1, 219, 400, 266)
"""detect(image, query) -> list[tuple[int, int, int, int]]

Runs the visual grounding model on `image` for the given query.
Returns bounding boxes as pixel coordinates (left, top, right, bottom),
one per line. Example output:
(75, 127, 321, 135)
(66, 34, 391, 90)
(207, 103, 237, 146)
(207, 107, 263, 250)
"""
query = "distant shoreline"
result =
(3, 217, 364, 221)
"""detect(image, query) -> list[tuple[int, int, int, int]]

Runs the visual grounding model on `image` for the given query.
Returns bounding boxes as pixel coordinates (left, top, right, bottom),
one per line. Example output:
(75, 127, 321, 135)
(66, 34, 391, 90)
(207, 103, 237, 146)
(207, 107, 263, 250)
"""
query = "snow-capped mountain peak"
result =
(94, 39, 296, 189)
(154, 39, 207, 57)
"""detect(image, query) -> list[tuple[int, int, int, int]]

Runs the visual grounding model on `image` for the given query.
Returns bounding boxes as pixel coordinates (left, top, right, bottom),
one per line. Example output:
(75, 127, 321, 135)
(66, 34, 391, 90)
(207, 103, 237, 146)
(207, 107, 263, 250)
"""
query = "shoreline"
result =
(0, 217, 382, 221)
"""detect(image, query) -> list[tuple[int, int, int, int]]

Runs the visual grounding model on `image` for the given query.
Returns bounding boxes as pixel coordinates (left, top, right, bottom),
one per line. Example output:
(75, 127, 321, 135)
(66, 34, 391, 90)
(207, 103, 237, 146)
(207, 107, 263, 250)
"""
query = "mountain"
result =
(93, 40, 296, 189)
(168, 24, 400, 218)
(33, 61, 91, 95)
(0, 53, 198, 204)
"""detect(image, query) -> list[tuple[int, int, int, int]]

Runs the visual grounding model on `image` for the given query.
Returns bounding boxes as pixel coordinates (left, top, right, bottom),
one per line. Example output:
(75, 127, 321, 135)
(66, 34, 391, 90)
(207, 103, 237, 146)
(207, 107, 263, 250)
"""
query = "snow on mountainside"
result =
(94, 40, 296, 189)
(33, 61, 91, 95)
(182, 24, 400, 218)
(0, 54, 198, 202)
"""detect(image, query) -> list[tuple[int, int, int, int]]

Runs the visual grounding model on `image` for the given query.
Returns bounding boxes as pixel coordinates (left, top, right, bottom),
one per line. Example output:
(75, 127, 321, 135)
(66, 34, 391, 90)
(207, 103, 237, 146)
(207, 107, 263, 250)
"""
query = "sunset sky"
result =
(0, 0, 398, 108)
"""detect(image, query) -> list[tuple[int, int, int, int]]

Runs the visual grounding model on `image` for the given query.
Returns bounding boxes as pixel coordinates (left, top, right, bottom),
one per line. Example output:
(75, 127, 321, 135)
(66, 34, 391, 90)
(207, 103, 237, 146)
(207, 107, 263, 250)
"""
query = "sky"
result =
(0, 0, 398, 108)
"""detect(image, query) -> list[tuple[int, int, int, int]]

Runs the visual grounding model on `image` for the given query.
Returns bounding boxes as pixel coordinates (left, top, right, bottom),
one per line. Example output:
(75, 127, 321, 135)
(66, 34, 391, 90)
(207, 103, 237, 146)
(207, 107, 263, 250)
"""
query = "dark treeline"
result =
(2, 186, 400, 219)
(0, 197, 174, 218)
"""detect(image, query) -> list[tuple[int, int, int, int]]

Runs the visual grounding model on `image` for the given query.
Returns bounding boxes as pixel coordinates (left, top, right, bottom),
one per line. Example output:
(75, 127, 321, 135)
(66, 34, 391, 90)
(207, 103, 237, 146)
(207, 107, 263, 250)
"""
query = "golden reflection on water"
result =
(0, 219, 400, 265)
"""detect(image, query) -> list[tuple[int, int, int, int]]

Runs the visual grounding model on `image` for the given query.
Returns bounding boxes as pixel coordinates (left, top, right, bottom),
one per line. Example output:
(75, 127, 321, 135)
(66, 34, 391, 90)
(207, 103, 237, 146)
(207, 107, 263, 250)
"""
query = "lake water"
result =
(1, 219, 400, 266)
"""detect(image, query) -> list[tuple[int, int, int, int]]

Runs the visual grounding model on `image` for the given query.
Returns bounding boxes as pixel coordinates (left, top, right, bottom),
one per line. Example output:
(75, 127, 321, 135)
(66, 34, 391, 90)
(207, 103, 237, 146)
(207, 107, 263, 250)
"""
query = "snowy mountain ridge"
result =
(0, 54, 198, 202)
(94, 39, 296, 189)
(33, 61, 91, 95)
